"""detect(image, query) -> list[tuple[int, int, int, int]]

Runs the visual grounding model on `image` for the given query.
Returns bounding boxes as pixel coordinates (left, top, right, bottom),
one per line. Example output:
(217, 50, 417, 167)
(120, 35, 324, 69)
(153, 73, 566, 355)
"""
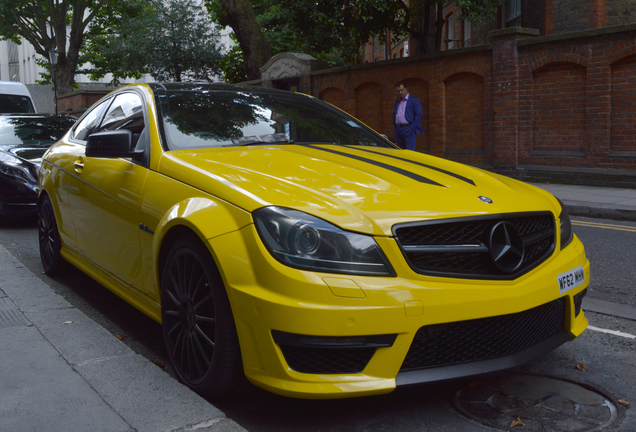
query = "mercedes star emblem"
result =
(489, 221, 524, 273)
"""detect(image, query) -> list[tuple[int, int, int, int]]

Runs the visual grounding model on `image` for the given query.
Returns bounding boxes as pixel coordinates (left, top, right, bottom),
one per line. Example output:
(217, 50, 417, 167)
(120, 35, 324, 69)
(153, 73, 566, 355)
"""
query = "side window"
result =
(73, 99, 110, 142)
(96, 92, 149, 166)
(97, 93, 145, 135)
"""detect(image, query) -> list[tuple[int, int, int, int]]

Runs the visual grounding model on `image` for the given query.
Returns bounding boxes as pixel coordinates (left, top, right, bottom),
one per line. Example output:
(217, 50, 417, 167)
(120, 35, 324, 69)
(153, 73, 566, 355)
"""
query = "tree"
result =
(84, 0, 224, 83)
(207, 0, 367, 82)
(0, 0, 142, 95)
(208, 0, 503, 82)
(264, 0, 504, 56)
(207, 0, 272, 81)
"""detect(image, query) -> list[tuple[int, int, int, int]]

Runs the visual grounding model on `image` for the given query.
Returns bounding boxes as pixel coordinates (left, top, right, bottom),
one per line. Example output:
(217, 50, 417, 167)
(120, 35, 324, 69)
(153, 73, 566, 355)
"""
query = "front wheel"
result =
(38, 195, 66, 276)
(161, 234, 244, 398)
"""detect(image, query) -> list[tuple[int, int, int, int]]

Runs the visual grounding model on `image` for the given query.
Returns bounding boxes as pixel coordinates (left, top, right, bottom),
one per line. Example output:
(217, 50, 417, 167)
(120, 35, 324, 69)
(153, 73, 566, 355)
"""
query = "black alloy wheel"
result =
(38, 196, 66, 276)
(161, 234, 243, 398)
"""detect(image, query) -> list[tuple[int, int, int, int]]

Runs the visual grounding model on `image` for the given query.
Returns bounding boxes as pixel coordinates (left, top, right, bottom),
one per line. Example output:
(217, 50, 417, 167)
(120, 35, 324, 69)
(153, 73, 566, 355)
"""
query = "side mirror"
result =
(86, 130, 143, 158)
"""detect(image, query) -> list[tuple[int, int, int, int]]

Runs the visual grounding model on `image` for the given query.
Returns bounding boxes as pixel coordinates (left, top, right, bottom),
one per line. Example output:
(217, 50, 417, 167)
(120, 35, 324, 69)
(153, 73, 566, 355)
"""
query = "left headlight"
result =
(253, 206, 395, 276)
(0, 151, 37, 184)
(557, 198, 573, 249)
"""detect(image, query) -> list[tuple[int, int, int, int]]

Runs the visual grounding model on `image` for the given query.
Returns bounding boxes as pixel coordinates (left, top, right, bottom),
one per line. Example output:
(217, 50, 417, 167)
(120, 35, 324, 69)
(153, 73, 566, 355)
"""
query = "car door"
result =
(67, 91, 150, 291)
(48, 98, 112, 252)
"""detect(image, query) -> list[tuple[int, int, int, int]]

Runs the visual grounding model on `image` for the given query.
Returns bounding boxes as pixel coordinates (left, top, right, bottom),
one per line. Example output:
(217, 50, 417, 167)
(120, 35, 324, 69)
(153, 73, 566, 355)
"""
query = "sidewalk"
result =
(1, 182, 635, 432)
(531, 182, 636, 221)
(0, 244, 246, 432)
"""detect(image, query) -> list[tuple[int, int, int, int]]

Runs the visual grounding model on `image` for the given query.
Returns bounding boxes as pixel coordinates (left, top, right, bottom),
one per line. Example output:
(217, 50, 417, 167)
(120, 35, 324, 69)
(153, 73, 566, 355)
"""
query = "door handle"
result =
(74, 158, 84, 173)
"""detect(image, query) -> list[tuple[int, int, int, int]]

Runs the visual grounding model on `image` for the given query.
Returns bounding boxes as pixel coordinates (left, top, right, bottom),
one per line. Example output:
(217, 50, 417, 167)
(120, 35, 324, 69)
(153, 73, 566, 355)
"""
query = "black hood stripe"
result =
(306, 145, 445, 187)
(348, 146, 476, 186)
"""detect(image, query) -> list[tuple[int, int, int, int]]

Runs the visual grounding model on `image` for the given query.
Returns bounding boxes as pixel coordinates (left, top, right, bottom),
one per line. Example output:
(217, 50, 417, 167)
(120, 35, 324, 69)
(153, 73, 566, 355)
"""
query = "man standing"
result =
(393, 82, 424, 150)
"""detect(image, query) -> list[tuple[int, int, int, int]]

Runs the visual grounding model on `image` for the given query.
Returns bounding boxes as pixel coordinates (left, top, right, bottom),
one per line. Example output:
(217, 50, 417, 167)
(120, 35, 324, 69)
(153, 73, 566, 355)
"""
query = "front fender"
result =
(147, 196, 252, 298)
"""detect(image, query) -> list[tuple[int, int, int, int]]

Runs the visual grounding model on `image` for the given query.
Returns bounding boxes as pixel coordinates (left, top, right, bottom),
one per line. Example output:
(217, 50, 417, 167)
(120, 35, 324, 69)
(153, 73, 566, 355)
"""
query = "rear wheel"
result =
(38, 196, 66, 276)
(161, 234, 244, 398)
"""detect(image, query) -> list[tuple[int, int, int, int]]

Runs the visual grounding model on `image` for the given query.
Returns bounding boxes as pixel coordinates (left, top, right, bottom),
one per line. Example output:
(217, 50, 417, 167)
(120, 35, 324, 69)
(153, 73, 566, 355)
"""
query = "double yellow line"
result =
(573, 220, 636, 232)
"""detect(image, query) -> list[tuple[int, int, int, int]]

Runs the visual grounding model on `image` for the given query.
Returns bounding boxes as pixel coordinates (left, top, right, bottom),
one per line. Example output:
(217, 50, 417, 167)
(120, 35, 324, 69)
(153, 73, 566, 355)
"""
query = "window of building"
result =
(464, 20, 472, 47)
(447, 13, 456, 49)
(503, 0, 521, 27)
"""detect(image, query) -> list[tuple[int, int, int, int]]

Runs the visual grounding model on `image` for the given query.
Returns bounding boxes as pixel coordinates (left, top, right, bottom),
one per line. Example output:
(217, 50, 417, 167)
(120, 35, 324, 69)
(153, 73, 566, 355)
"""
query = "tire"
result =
(161, 233, 244, 398)
(38, 196, 66, 276)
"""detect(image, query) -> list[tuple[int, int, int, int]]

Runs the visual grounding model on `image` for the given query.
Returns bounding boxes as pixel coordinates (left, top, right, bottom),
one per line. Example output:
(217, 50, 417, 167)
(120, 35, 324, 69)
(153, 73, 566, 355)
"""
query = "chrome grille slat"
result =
(393, 212, 555, 280)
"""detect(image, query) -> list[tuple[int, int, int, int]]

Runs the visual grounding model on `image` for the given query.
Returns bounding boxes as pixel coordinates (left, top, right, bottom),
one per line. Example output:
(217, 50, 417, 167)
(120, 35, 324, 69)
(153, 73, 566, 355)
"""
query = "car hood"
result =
(0, 142, 51, 164)
(159, 145, 559, 236)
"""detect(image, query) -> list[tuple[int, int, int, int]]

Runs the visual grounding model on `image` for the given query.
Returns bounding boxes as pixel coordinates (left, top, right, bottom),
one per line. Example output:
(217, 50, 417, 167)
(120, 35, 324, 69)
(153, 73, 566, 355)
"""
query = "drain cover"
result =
(452, 374, 621, 431)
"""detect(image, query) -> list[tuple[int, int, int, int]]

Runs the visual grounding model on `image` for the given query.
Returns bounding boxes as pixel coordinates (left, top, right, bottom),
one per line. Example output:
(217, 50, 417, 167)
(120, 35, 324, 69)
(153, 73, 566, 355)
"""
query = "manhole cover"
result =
(452, 374, 622, 431)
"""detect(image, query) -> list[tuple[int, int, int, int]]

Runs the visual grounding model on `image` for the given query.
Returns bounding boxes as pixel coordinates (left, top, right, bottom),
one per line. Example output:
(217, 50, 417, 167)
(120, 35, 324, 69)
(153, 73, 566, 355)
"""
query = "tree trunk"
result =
(218, 0, 272, 81)
(55, 58, 76, 96)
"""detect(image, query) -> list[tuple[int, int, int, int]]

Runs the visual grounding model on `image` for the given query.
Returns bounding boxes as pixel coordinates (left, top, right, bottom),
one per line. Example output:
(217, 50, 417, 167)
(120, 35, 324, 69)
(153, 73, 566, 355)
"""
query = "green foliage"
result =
(455, 0, 505, 23)
(34, 58, 51, 85)
(83, 0, 224, 83)
(0, 0, 148, 94)
(80, 1, 153, 85)
(218, 35, 247, 83)
(208, 0, 503, 80)
(207, 0, 367, 82)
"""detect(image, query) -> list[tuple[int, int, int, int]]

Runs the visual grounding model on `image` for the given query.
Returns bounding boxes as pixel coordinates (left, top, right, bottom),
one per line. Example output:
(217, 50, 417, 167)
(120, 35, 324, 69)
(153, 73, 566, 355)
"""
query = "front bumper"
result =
(210, 224, 589, 399)
(0, 176, 38, 217)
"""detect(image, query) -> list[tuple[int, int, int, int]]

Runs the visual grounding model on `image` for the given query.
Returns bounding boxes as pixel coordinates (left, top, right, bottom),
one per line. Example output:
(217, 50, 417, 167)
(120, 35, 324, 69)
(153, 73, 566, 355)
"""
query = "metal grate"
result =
(400, 298, 566, 371)
(393, 212, 555, 279)
(279, 345, 377, 374)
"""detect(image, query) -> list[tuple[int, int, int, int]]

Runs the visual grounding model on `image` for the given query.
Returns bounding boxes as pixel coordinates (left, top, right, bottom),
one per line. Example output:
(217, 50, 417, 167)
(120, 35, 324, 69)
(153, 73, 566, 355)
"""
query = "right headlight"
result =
(253, 206, 395, 276)
(0, 151, 37, 185)
(557, 198, 573, 249)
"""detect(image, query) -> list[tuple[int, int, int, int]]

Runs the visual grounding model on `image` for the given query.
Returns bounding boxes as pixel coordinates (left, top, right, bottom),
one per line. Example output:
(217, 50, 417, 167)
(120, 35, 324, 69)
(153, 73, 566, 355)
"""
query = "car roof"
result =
(0, 81, 32, 97)
(0, 113, 60, 119)
(146, 82, 313, 98)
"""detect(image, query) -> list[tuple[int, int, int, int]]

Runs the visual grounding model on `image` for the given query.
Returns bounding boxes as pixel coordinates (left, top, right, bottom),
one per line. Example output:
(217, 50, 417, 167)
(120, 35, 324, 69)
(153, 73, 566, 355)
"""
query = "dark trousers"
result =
(395, 126, 416, 150)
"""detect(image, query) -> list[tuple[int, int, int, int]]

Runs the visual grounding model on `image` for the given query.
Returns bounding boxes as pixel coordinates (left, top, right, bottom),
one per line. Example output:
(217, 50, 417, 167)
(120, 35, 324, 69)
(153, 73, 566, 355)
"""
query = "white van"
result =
(0, 81, 37, 113)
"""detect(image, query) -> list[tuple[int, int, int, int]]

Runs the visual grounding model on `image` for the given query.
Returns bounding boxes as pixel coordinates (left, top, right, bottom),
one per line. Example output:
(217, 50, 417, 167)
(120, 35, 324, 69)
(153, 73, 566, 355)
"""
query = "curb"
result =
(565, 202, 636, 222)
(0, 244, 247, 432)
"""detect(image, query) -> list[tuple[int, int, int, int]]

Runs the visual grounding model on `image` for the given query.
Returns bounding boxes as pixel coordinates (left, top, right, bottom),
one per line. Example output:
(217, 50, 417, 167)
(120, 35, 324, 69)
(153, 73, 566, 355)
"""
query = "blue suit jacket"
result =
(393, 95, 424, 135)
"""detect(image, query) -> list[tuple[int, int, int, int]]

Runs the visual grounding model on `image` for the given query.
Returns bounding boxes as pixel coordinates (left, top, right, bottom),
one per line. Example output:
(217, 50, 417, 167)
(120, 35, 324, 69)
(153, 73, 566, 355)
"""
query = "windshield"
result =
(0, 116, 76, 145)
(0, 94, 36, 114)
(156, 90, 394, 150)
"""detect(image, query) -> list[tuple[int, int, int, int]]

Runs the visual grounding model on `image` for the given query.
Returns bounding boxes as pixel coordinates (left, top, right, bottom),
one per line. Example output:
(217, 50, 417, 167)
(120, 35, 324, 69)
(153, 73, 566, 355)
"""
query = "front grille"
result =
(279, 345, 377, 374)
(393, 212, 555, 279)
(400, 297, 566, 371)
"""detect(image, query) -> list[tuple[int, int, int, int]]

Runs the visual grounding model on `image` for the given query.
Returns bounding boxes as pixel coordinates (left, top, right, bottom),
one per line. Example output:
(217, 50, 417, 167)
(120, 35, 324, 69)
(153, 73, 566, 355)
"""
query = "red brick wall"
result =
(610, 55, 636, 154)
(57, 92, 108, 116)
(355, 83, 384, 132)
(306, 27, 636, 172)
(531, 62, 587, 155)
(444, 72, 485, 165)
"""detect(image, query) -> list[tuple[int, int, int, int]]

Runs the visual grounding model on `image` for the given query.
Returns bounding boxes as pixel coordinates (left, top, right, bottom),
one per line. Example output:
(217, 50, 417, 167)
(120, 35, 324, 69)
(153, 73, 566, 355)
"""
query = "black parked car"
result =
(0, 114, 76, 220)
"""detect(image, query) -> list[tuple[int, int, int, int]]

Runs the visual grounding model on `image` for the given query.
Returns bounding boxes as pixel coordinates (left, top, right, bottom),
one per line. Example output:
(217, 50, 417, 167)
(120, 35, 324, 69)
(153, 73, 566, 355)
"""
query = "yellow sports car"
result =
(38, 83, 589, 399)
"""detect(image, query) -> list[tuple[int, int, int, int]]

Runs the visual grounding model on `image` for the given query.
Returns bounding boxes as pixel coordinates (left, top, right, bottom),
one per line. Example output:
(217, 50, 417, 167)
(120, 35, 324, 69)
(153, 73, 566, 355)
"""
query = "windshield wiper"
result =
(227, 133, 294, 146)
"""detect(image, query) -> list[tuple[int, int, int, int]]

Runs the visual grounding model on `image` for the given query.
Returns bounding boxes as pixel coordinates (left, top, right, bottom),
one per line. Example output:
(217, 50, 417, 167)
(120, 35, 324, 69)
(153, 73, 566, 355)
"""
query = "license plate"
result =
(557, 266, 585, 294)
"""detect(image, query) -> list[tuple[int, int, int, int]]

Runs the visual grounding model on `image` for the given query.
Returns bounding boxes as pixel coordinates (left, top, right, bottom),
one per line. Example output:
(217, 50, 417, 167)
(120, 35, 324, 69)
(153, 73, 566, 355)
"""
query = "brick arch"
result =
(526, 47, 592, 74)
(443, 72, 484, 164)
(319, 87, 346, 111)
(610, 54, 636, 153)
(605, 36, 636, 66)
(354, 82, 384, 133)
(441, 65, 486, 82)
(531, 62, 587, 155)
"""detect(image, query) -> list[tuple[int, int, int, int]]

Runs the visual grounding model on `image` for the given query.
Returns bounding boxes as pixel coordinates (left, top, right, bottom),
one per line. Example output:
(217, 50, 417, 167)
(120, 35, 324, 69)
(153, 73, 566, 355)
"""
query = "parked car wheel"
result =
(161, 233, 243, 398)
(38, 195, 66, 276)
